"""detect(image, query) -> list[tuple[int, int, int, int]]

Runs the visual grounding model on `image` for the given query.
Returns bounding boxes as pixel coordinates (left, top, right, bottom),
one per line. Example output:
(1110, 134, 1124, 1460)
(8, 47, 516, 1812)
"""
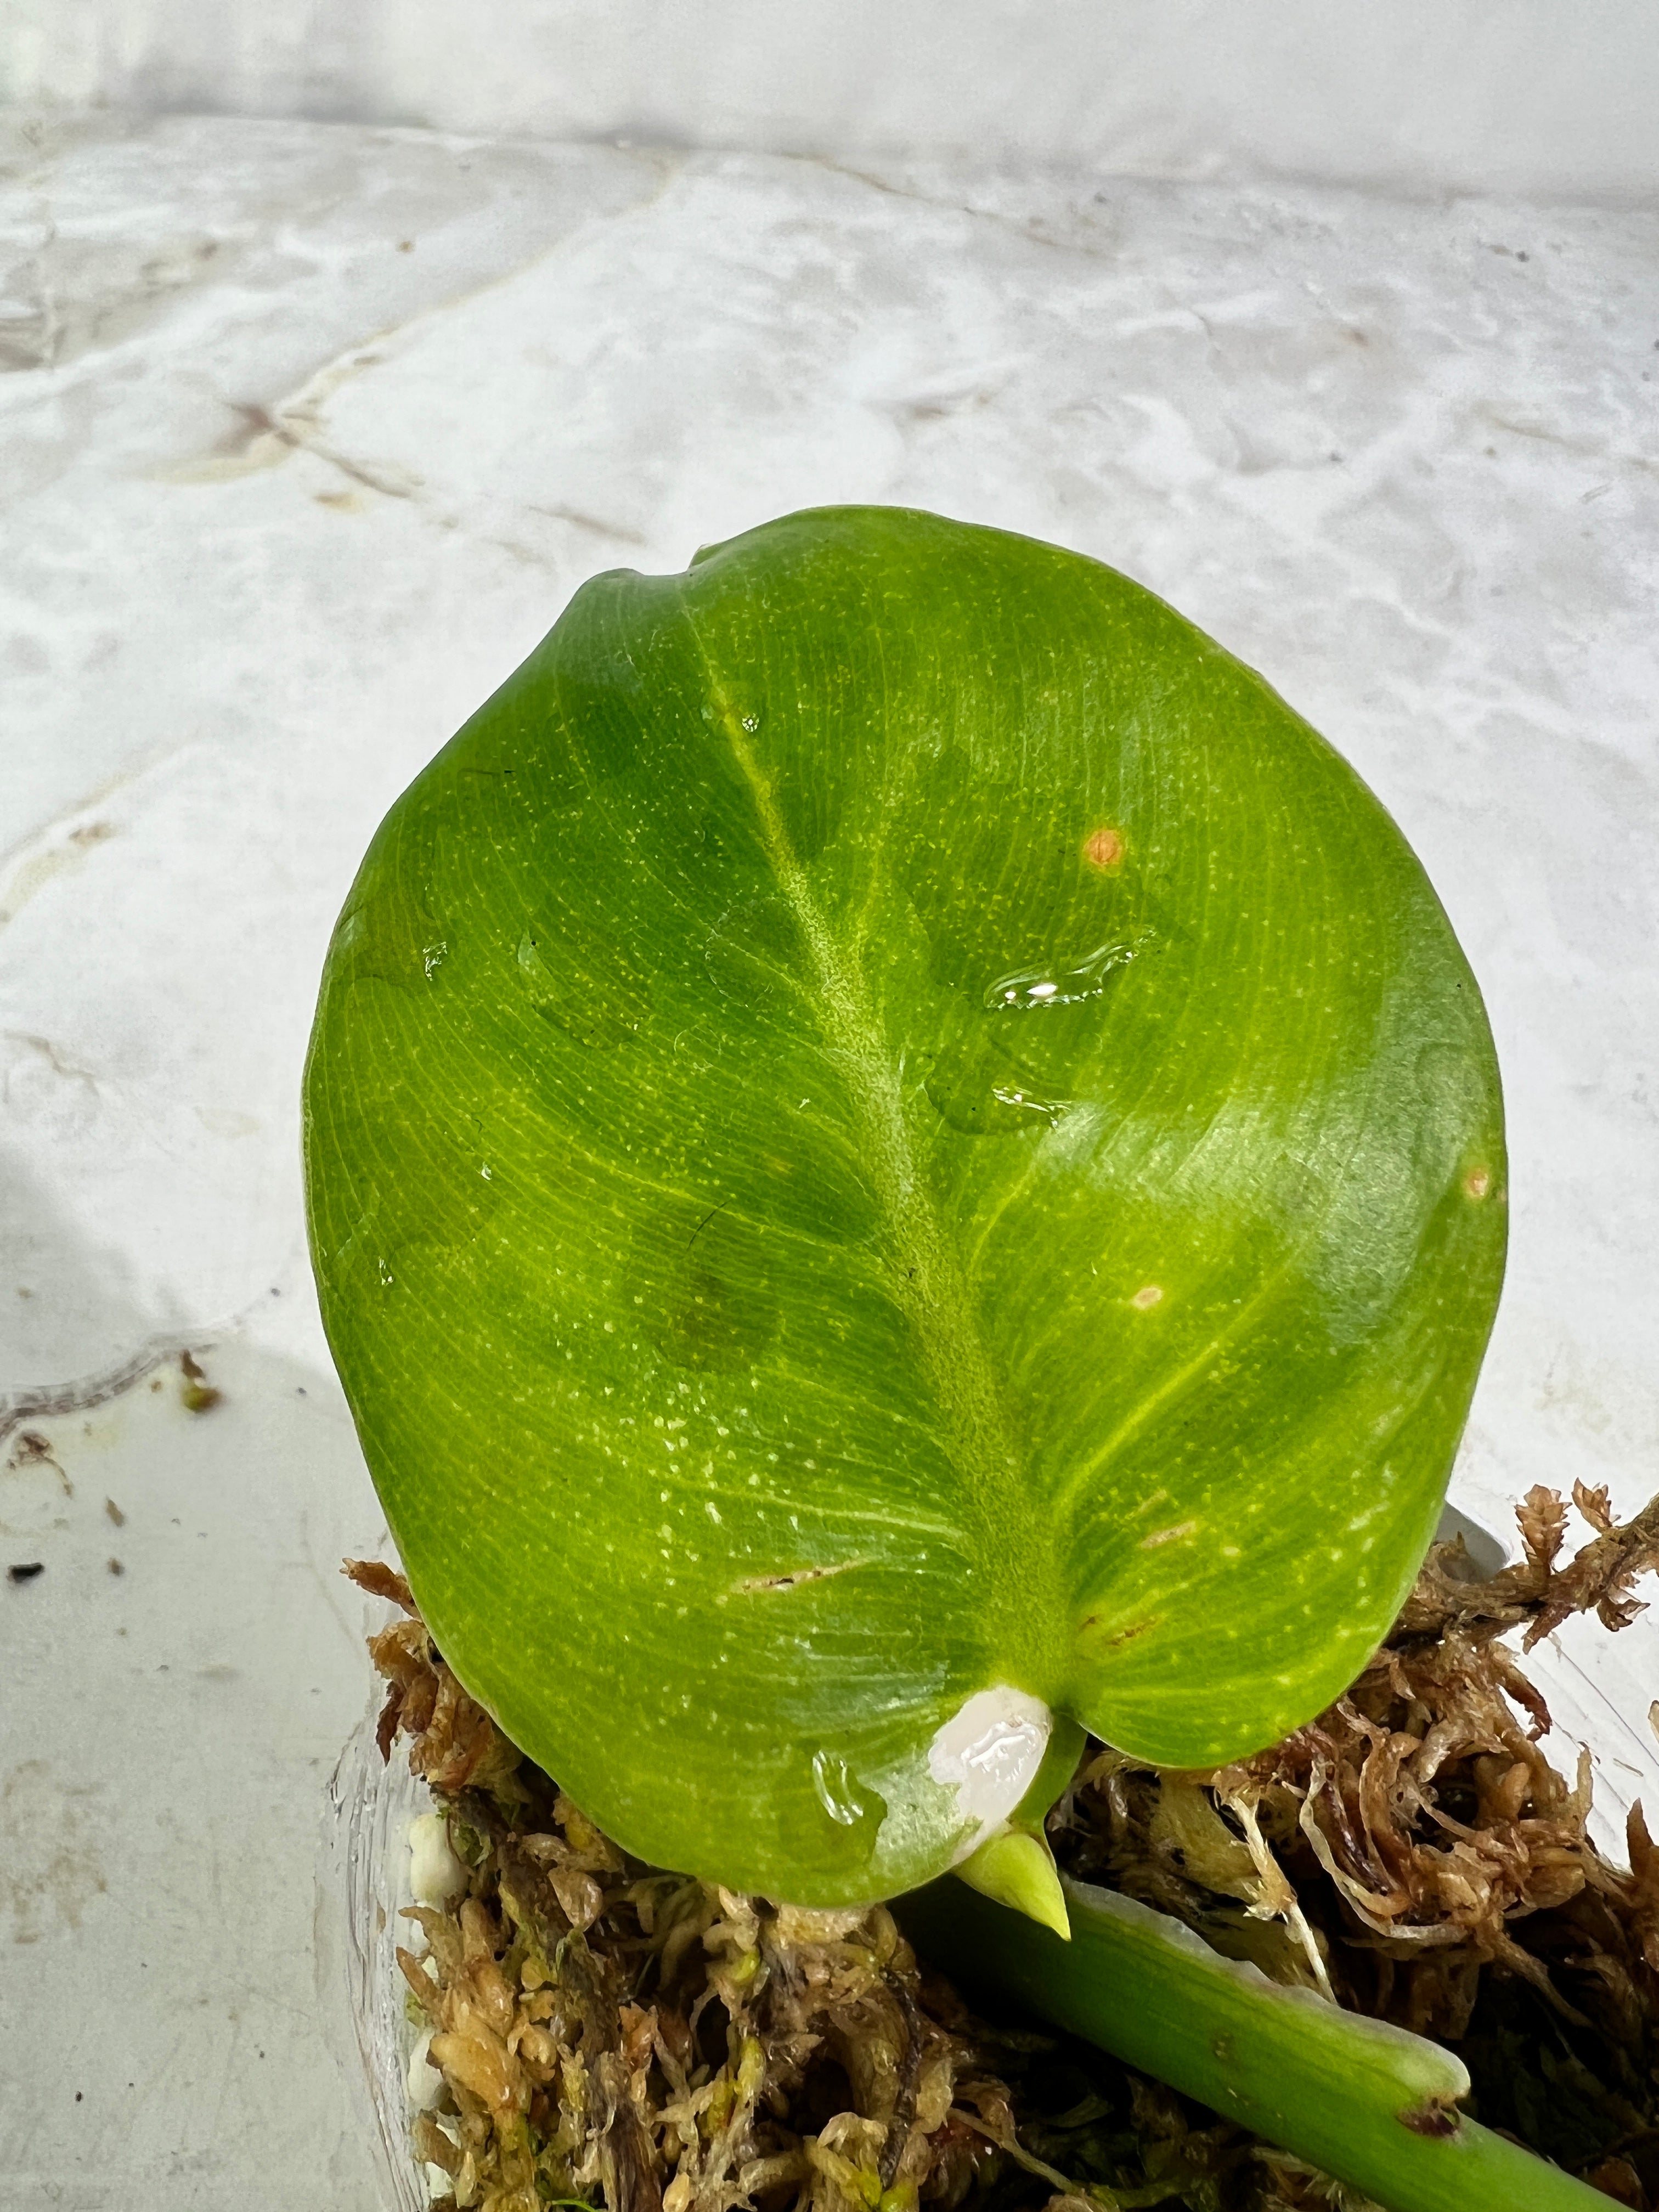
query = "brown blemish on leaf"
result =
(1140, 1521, 1198, 1549)
(1083, 826, 1125, 869)
(1080, 1612, 1158, 1651)
(736, 1560, 865, 1595)
(1464, 1167, 1492, 1199)
(1131, 1284, 1164, 1311)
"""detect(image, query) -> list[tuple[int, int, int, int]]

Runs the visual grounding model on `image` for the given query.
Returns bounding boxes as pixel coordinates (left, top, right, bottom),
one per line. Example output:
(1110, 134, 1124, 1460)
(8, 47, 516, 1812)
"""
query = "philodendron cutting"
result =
(305, 509, 1600, 2209)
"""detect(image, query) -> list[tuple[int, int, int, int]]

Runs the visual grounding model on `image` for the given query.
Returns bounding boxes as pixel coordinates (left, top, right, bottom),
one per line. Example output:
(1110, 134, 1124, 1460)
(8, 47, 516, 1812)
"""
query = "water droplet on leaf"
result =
(517, 923, 650, 1046)
(811, 1748, 868, 1826)
(704, 895, 810, 1011)
(984, 936, 1142, 1012)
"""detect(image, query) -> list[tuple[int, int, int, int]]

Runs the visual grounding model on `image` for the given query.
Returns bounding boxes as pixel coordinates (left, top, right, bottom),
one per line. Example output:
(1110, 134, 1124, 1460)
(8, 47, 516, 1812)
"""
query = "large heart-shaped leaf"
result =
(304, 506, 1505, 1905)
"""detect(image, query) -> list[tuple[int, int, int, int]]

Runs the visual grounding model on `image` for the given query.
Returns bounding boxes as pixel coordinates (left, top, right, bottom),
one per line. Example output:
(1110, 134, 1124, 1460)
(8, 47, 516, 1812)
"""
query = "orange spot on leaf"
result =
(1083, 826, 1124, 868)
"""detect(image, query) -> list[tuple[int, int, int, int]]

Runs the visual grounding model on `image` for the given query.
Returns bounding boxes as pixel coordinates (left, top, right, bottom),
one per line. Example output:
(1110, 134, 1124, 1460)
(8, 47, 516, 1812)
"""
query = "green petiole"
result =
(900, 1874, 1608, 2212)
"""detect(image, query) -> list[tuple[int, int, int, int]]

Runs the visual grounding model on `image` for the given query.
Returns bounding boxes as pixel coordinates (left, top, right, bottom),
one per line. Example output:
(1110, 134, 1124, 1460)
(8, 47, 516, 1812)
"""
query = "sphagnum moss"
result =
(351, 1481, 1659, 2212)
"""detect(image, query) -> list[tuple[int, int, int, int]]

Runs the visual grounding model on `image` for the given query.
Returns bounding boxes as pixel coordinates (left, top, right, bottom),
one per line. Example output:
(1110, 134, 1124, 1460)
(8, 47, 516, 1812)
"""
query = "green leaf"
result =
(304, 506, 1505, 1905)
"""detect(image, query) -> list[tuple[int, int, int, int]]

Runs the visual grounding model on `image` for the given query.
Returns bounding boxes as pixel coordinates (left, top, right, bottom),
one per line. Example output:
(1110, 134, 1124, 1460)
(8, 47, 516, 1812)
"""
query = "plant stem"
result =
(899, 1874, 1609, 2212)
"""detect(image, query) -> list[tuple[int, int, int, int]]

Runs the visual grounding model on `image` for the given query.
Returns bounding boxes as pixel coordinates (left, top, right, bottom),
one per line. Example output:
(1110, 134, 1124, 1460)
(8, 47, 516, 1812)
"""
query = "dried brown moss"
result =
(346, 1485, 1659, 2212)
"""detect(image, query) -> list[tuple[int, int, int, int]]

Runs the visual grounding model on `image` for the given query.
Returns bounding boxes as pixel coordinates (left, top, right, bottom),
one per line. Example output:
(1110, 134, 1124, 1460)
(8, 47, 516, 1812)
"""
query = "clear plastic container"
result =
(318, 1702, 433, 2212)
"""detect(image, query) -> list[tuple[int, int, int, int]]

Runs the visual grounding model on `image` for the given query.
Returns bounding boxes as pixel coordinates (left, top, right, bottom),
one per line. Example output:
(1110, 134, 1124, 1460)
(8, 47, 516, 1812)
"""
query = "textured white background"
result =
(0, 23, 1656, 2209)
(5, 0, 1659, 198)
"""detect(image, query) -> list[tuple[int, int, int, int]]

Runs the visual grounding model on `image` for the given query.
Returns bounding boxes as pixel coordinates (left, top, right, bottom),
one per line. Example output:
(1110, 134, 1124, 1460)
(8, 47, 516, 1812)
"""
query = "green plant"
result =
(306, 507, 1543, 2208)
(903, 1873, 1606, 2211)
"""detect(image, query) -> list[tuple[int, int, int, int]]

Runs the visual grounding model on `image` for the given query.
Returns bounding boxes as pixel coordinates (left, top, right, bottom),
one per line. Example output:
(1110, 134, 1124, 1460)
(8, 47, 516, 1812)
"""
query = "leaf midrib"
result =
(691, 628, 1040, 1617)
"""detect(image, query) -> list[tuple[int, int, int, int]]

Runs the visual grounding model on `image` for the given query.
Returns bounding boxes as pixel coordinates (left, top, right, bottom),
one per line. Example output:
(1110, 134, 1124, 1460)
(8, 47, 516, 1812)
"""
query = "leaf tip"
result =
(955, 1830, 1072, 1942)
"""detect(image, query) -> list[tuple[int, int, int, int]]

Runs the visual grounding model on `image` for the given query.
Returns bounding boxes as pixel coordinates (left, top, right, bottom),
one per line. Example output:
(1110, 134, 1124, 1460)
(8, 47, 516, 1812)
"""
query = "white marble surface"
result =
(0, 110, 1656, 2208)
(7, 1, 1659, 200)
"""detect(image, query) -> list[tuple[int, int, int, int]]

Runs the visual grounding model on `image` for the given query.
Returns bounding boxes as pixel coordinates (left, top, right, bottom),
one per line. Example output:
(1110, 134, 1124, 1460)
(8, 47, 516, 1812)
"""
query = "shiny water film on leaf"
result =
(304, 506, 1506, 1906)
